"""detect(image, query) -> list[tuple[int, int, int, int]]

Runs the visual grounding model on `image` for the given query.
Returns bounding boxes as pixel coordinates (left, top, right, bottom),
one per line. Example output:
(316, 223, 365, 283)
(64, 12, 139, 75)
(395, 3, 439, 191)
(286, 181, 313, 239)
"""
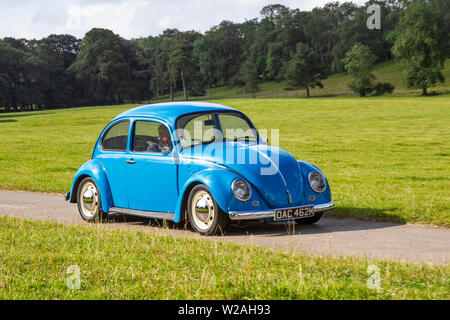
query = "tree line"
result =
(0, 0, 448, 112)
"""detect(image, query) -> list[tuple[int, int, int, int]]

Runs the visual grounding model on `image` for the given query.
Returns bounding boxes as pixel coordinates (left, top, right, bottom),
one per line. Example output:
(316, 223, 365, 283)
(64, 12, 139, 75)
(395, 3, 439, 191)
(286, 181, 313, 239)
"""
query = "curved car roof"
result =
(114, 101, 238, 126)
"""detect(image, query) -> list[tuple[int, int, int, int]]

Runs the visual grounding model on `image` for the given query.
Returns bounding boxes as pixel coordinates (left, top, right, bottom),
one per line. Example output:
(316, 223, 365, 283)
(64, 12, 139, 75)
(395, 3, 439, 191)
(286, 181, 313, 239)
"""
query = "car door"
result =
(95, 120, 131, 208)
(126, 119, 178, 213)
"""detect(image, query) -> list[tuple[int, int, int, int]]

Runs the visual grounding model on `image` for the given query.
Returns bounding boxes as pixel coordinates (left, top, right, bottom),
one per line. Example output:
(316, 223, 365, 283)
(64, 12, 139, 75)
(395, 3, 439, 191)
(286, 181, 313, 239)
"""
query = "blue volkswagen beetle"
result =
(66, 102, 334, 235)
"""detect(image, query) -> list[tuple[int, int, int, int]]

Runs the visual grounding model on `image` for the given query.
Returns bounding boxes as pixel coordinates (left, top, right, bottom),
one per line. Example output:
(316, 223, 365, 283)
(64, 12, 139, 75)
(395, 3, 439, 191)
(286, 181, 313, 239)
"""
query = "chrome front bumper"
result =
(228, 201, 334, 221)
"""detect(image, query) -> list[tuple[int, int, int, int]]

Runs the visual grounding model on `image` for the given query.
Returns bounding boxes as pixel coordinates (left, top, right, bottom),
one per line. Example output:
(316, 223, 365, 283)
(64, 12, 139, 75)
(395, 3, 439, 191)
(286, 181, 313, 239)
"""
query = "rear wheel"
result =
(77, 177, 107, 222)
(187, 184, 229, 235)
(295, 212, 323, 225)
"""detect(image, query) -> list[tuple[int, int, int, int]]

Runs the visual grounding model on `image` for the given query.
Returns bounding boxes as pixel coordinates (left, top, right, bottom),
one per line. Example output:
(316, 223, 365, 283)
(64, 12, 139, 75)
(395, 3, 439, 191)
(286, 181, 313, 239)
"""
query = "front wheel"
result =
(295, 212, 323, 225)
(77, 177, 107, 222)
(187, 184, 229, 235)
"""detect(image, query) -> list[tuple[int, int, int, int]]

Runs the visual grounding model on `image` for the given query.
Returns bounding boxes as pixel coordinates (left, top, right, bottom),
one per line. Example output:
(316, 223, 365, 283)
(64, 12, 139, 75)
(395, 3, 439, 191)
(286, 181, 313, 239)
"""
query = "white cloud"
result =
(74, 0, 148, 38)
(0, 0, 367, 39)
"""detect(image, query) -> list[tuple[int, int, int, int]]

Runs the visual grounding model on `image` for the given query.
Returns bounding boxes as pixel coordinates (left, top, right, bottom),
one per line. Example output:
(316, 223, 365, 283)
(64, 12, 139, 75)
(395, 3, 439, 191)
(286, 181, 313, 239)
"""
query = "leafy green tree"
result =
(0, 1, 437, 111)
(260, 4, 297, 80)
(169, 31, 205, 100)
(332, 1, 401, 73)
(70, 28, 148, 105)
(200, 21, 243, 85)
(135, 35, 166, 99)
(240, 58, 259, 98)
(342, 43, 377, 97)
(193, 36, 217, 88)
(0, 39, 36, 111)
(69, 28, 124, 104)
(34, 34, 81, 108)
(429, 0, 450, 56)
(168, 39, 190, 100)
(392, 1, 447, 95)
(265, 41, 287, 80)
(286, 43, 323, 97)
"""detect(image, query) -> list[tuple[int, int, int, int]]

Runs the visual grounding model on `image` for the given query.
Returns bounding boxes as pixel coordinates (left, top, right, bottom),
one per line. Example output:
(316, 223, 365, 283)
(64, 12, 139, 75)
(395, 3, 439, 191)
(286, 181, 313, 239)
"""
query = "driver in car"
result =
(146, 125, 173, 153)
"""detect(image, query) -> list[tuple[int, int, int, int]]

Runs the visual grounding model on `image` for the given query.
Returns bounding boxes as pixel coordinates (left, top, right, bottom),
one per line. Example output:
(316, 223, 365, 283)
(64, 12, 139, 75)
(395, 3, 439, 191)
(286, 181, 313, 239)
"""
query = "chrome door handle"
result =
(126, 159, 136, 164)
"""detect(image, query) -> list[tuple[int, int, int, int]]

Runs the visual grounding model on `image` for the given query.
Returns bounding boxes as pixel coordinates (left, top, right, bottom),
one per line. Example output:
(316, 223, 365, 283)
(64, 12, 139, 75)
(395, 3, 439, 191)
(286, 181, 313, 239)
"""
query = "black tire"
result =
(187, 184, 229, 235)
(295, 212, 323, 225)
(76, 177, 107, 222)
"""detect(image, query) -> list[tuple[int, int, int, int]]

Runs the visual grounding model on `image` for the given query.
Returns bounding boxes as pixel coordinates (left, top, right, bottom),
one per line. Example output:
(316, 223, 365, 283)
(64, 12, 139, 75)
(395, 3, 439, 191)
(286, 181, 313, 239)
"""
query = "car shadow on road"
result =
(103, 213, 188, 232)
(225, 206, 406, 237)
(329, 206, 406, 224)
(103, 206, 406, 237)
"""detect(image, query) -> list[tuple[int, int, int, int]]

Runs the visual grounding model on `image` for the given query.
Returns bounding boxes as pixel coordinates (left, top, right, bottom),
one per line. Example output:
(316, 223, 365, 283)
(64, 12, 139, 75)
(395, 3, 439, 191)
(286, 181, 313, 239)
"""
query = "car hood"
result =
(180, 141, 304, 208)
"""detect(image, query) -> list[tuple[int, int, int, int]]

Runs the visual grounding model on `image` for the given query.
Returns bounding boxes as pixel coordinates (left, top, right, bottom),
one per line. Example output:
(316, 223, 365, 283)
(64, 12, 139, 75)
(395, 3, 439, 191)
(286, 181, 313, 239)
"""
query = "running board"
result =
(109, 207, 175, 221)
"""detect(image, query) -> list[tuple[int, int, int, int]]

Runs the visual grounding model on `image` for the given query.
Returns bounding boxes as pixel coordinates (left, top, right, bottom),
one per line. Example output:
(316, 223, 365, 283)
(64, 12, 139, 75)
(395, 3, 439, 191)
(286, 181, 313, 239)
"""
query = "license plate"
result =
(274, 205, 315, 221)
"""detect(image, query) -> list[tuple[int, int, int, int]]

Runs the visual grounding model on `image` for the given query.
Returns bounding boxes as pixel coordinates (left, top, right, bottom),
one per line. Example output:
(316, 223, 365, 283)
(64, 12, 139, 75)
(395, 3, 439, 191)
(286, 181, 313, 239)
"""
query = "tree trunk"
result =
(306, 87, 310, 97)
(10, 83, 17, 111)
(155, 78, 159, 98)
(180, 69, 188, 101)
(422, 87, 428, 96)
(169, 75, 174, 102)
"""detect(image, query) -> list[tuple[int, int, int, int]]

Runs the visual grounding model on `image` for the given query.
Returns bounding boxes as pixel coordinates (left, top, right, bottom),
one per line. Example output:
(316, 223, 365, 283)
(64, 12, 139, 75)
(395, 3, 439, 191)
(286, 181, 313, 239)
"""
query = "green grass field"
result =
(0, 216, 448, 299)
(0, 96, 449, 226)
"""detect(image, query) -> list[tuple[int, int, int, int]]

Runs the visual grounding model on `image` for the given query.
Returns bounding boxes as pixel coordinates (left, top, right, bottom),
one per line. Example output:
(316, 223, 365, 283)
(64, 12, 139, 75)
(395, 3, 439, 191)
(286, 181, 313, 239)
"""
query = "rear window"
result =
(101, 121, 130, 151)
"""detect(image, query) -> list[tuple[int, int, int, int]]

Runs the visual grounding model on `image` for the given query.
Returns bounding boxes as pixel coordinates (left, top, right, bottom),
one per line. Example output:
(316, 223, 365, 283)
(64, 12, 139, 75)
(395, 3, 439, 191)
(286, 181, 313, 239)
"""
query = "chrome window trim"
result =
(130, 119, 174, 155)
(100, 119, 130, 152)
(175, 111, 260, 148)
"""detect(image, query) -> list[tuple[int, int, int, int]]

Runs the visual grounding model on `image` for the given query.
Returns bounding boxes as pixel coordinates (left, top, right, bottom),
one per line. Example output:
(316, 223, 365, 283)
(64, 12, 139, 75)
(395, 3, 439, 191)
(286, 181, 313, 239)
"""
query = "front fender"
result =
(68, 159, 113, 213)
(298, 161, 332, 205)
(174, 168, 268, 223)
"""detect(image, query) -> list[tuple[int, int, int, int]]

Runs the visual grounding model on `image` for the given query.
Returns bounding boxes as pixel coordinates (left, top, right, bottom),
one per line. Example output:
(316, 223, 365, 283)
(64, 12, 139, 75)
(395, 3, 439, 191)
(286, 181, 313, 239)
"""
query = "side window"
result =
(101, 121, 130, 152)
(132, 121, 173, 153)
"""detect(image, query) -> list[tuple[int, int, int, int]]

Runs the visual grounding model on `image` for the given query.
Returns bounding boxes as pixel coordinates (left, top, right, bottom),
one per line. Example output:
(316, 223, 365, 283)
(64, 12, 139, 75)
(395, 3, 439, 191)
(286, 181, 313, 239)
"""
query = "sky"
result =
(0, 0, 366, 40)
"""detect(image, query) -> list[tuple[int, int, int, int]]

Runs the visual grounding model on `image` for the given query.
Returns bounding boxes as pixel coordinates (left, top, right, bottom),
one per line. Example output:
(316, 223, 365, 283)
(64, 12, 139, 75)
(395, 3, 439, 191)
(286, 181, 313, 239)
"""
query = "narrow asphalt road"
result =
(0, 190, 448, 265)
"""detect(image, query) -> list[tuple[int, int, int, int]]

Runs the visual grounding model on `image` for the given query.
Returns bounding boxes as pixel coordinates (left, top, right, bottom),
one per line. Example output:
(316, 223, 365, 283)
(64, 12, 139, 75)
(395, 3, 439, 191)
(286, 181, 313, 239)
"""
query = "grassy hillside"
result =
(0, 216, 448, 299)
(0, 96, 449, 226)
(156, 59, 450, 101)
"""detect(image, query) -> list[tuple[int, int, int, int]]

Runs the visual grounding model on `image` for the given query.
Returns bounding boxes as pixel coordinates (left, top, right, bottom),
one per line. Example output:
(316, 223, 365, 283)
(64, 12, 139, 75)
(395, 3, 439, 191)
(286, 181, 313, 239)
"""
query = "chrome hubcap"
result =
(80, 182, 99, 218)
(191, 191, 215, 231)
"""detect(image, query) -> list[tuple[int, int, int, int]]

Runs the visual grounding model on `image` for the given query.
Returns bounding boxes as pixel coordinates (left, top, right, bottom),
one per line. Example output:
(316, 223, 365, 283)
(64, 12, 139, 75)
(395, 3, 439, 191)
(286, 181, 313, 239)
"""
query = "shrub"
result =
(372, 82, 395, 96)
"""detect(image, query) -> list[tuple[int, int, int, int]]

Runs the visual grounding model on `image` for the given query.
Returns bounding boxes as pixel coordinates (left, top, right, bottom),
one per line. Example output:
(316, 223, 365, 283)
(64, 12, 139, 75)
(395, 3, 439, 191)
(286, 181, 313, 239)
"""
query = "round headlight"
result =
(231, 179, 252, 201)
(308, 171, 326, 193)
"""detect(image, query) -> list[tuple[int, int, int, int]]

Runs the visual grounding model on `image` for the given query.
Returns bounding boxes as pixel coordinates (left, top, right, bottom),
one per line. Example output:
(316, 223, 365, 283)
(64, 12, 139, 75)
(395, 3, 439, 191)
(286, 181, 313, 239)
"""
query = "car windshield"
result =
(176, 112, 258, 148)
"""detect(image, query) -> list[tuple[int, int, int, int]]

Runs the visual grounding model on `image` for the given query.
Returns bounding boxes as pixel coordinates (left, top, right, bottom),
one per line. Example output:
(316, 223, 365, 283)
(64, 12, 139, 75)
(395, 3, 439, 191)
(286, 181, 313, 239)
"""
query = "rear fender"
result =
(68, 159, 113, 213)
